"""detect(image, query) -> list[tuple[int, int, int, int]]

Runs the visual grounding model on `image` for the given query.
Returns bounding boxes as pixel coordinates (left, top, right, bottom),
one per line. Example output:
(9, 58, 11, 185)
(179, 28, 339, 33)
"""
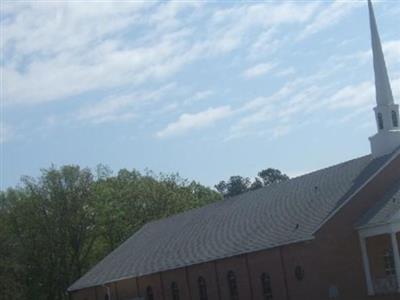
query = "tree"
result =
(0, 166, 97, 300)
(215, 168, 289, 197)
(215, 181, 227, 195)
(258, 168, 289, 186)
(215, 176, 251, 197)
(250, 177, 263, 190)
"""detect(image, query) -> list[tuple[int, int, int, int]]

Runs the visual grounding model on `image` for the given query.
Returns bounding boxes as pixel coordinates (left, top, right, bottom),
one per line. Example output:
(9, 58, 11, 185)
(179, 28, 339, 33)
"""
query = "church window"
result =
(392, 111, 399, 127)
(171, 282, 180, 300)
(378, 113, 384, 130)
(146, 286, 154, 300)
(384, 249, 395, 275)
(260, 273, 273, 300)
(227, 271, 239, 300)
(328, 285, 339, 299)
(198, 276, 208, 300)
(294, 266, 305, 281)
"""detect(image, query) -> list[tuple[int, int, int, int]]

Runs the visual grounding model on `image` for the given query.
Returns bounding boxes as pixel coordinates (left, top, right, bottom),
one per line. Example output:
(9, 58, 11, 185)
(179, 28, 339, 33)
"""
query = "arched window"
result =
(261, 273, 273, 300)
(198, 276, 208, 300)
(378, 113, 384, 130)
(146, 286, 154, 300)
(384, 249, 395, 275)
(392, 111, 399, 127)
(294, 266, 305, 281)
(227, 271, 239, 300)
(171, 281, 180, 300)
(104, 294, 109, 300)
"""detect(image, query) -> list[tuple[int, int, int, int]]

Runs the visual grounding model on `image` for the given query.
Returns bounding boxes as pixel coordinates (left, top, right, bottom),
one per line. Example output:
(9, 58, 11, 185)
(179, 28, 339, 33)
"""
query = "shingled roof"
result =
(69, 152, 396, 292)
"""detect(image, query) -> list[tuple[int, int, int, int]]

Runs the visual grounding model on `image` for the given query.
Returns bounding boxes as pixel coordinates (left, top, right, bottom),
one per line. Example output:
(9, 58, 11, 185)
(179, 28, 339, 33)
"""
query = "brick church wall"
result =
(70, 287, 96, 300)
(138, 273, 164, 299)
(187, 261, 220, 300)
(246, 247, 289, 300)
(215, 255, 252, 300)
(161, 268, 191, 300)
(115, 278, 139, 299)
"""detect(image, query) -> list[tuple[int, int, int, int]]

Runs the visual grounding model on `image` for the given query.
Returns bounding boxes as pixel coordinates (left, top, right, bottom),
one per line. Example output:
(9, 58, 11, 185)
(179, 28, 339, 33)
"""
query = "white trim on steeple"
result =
(367, 0, 400, 158)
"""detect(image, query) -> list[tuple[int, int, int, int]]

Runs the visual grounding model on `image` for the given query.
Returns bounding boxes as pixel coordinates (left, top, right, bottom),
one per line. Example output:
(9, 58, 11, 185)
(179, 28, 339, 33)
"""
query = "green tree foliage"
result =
(258, 168, 289, 186)
(215, 168, 289, 197)
(214, 176, 251, 197)
(0, 165, 221, 300)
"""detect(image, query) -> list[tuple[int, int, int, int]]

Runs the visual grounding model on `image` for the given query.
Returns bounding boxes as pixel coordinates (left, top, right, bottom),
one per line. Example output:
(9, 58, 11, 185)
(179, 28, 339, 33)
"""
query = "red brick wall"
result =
(115, 277, 139, 300)
(246, 247, 289, 300)
(138, 273, 164, 299)
(70, 287, 97, 300)
(186, 262, 220, 300)
(215, 255, 252, 300)
(161, 268, 191, 300)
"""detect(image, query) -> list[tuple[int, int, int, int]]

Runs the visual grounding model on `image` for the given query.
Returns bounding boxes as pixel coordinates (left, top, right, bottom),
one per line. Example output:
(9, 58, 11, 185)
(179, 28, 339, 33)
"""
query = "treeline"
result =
(0, 165, 221, 300)
(0, 165, 289, 300)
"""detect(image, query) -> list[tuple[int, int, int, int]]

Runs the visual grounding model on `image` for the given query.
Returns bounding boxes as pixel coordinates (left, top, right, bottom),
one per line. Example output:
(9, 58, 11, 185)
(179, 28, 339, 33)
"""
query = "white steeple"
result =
(368, 0, 400, 158)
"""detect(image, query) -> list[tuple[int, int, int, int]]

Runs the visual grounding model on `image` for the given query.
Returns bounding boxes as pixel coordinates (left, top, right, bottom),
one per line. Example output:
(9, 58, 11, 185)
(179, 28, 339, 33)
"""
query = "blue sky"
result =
(1, 0, 400, 189)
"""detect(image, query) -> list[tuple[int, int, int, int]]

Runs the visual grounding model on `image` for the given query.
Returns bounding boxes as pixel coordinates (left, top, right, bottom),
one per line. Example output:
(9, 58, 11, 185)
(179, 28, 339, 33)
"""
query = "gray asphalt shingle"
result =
(68, 153, 394, 292)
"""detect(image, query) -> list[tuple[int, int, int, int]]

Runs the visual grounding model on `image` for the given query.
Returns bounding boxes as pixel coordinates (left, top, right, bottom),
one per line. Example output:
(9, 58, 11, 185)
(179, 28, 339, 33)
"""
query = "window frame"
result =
(377, 112, 384, 130)
(384, 248, 396, 276)
(227, 270, 239, 300)
(198, 276, 208, 300)
(392, 110, 399, 127)
(261, 272, 273, 300)
(146, 285, 154, 300)
(171, 281, 180, 300)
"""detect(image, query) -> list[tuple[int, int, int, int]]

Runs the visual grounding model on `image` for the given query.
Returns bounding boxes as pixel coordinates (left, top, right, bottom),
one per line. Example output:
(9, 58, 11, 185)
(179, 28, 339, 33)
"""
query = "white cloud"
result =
(3, 32, 198, 105)
(77, 83, 176, 124)
(2, 1, 321, 106)
(2, 2, 206, 106)
(227, 56, 373, 141)
(346, 40, 400, 67)
(248, 28, 281, 59)
(184, 90, 214, 105)
(243, 63, 276, 79)
(298, 1, 361, 40)
(276, 67, 296, 78)
(271, 124, 291, 138)
(326, 81, 374, 110)
(383, 40, 400, 66)
(156, 106, 232, 138)
(211, 2, 319, 56)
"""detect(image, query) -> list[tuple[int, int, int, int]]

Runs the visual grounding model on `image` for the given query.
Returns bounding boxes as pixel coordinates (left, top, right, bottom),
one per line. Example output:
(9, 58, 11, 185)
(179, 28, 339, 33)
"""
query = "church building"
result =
(68, 1, 400, 299)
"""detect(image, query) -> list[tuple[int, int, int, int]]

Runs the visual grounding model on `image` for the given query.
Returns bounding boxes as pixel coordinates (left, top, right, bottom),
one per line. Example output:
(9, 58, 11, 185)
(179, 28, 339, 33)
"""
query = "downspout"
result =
(103, 284, 111, 300)
(279, 246, 290, 300)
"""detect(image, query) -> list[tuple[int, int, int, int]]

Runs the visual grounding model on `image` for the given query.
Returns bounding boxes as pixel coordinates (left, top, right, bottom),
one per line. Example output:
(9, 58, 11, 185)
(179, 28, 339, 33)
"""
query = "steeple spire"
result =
(368, 0, 394, 105)
(367, 0, 400, 158)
